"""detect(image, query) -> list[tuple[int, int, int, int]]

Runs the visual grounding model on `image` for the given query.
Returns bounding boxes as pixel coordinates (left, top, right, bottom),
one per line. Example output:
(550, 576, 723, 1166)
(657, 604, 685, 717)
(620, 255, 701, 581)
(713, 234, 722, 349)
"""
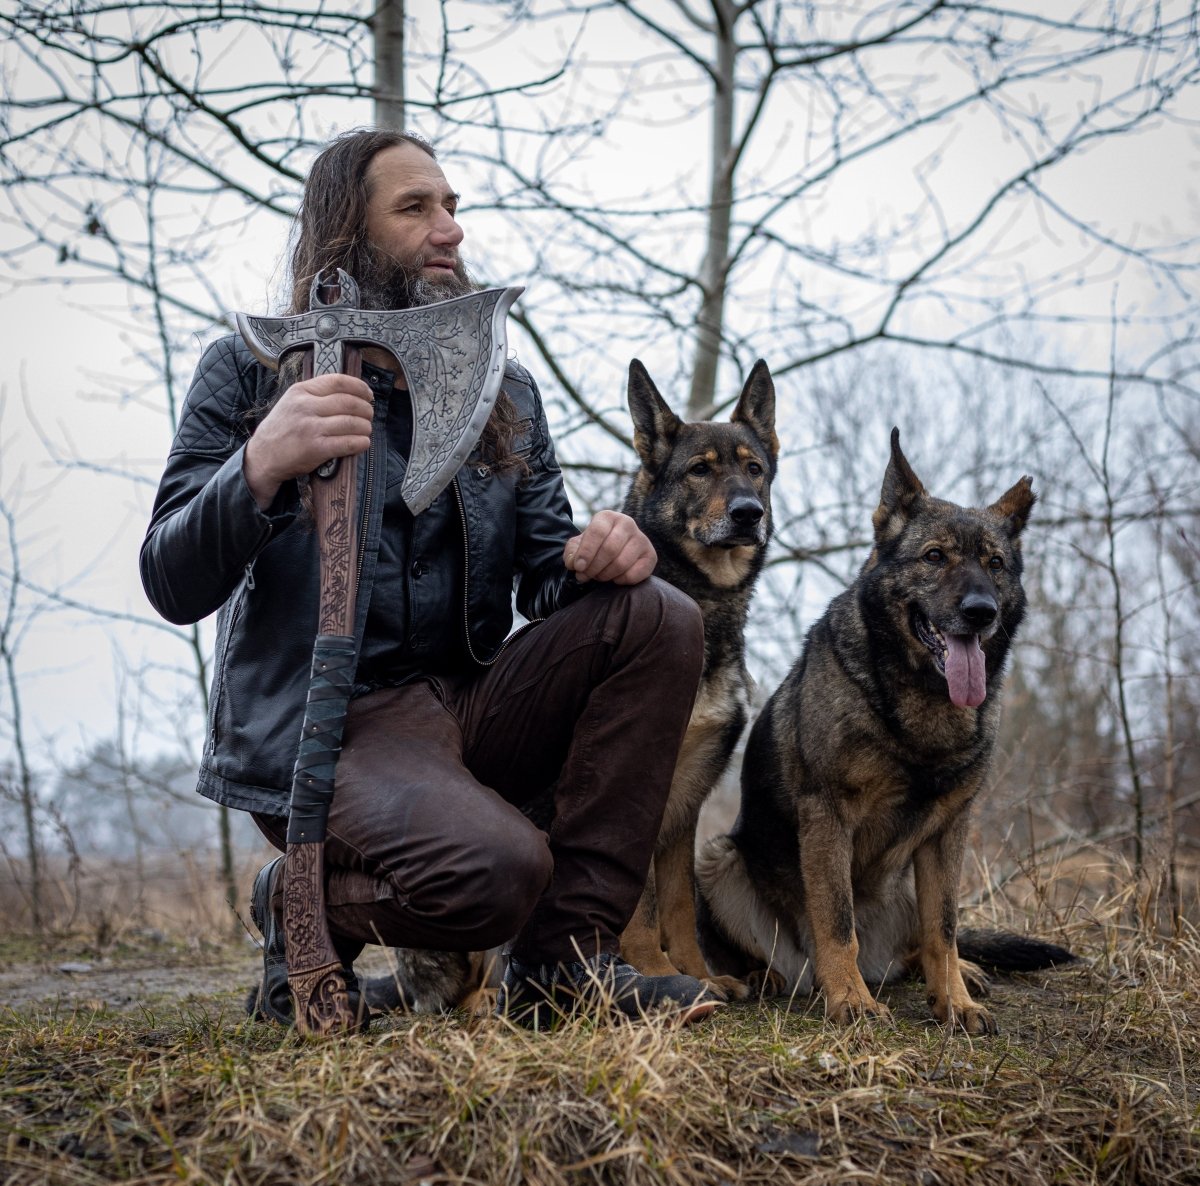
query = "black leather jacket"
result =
(140, 334, 588, 816)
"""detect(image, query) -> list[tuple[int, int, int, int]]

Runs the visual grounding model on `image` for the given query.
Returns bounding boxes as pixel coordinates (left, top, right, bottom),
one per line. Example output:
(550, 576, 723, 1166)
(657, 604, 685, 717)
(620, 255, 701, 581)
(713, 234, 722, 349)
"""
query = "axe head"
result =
(235, 280, 524, 515)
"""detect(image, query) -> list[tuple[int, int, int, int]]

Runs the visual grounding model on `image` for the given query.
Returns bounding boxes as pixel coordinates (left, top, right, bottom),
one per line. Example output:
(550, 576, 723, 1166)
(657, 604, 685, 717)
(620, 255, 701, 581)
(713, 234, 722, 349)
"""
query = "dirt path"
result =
(0, 941, 402, 1015)
(1, 949, 253, 1014)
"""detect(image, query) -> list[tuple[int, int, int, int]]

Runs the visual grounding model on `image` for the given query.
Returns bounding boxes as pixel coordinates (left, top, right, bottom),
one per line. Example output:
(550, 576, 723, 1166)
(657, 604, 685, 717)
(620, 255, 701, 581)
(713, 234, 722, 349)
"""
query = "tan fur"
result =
(619, 358, 777, 1002)
(628, 670, 754, 996)
(679, 538, 758, 589)
(695, 836, 811, 989)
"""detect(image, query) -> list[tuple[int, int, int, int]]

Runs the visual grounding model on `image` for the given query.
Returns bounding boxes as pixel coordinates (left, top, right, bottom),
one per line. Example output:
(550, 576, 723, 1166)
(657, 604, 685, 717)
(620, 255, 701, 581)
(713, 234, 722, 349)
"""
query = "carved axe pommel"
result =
(235, 270, 523, 514)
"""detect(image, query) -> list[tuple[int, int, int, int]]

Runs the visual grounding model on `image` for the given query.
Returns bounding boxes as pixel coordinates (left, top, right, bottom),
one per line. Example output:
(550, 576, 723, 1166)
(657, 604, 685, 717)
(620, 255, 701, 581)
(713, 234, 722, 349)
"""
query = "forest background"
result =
(4, 5, 1200, 1184)
(1, 0, 1197, 942)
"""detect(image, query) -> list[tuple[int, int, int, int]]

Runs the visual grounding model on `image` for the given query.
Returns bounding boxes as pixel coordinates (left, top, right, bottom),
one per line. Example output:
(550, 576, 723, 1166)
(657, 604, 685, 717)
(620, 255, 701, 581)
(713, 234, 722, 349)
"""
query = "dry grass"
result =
(0, 851, 275, 941)
(3, 881, 1200, 1186)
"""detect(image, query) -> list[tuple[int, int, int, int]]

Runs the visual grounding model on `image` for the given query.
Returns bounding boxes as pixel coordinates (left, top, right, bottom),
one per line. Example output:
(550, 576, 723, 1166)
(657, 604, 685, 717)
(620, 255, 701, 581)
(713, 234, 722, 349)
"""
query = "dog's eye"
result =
(988, 555, 1005, 571)
(924, 548, 945, 564)
(689, 462, 710, 476)
(746, 462, 763, 476)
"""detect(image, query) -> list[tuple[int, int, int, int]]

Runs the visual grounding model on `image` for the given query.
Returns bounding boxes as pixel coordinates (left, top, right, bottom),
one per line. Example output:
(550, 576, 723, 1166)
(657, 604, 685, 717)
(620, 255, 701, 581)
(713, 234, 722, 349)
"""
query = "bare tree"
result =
(372, 0, 407, 129)
(0, 495, 42, 928)
(0, 403, 62, 930)
(1, 1, 1198, 923)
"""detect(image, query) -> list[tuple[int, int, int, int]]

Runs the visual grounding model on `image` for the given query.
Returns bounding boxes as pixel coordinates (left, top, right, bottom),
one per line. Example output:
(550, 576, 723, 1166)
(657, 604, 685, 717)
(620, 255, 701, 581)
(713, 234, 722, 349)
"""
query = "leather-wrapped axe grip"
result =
(282, 648, 361, 1034)
(287, 634, 356, 843)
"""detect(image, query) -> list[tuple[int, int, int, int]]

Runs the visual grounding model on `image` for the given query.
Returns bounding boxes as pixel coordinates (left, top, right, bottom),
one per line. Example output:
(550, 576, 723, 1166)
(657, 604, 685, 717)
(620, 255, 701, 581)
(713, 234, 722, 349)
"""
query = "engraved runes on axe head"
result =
(235, 270, 523, 514)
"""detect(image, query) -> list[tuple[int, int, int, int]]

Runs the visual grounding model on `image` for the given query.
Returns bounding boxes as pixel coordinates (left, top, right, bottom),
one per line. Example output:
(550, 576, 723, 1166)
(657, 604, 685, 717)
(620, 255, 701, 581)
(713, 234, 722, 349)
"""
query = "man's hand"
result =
(243, 374, 375, 510)
(563, 510, 657, 585)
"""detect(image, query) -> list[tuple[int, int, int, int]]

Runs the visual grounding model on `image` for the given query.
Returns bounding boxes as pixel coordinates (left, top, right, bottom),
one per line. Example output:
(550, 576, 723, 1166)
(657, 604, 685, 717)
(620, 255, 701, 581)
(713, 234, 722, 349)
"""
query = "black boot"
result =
(496, 951, 718, 1031)
(247, 856, 370, 1032)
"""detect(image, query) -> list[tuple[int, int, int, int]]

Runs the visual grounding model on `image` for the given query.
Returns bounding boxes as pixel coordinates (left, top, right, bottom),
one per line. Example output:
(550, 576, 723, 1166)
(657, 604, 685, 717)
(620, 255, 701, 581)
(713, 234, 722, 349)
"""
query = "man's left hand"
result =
(563, 510, 657, 585)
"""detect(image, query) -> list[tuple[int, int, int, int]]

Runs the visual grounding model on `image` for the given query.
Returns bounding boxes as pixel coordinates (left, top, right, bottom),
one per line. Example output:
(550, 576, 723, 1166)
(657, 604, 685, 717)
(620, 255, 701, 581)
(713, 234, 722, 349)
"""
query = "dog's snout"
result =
(729, 496, 764, 528)
(960, 591, 998, 628)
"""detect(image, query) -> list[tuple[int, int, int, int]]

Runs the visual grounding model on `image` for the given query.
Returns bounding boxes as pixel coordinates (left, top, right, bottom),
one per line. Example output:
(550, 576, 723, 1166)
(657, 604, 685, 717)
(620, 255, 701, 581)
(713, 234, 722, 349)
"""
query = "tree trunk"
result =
(19, 771, 42, 931)
(372, 0, 406, 130)
(688, 1, 736, 419)
(219, 803, 237, 921)
(4, 647, 41, 930)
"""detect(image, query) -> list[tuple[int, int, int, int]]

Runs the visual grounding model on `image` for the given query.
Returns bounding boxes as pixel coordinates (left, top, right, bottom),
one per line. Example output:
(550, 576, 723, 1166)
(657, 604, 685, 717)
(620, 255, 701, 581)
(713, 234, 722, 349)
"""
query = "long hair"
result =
(286, 128, 433, 317)
(277, 128, 525, 474)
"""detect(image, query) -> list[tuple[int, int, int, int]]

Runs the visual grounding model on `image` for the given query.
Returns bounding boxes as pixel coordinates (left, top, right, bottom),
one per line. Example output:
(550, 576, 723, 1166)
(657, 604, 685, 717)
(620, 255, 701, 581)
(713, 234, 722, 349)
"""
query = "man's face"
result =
(361, 142, 473, 308)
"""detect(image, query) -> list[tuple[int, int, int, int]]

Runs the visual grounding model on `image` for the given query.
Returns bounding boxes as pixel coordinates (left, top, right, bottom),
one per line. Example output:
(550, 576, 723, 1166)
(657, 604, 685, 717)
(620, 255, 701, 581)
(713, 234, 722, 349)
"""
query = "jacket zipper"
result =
(454, 477, 542, 667)
(209, 582, 249, 746)
(355, 433, 376, 597)
(242, 517, 278, 591)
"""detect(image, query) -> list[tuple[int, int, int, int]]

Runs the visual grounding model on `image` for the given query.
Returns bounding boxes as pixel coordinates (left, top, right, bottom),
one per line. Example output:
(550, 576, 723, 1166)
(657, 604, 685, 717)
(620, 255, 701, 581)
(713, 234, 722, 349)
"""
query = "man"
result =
(140, 128, 714, 1030)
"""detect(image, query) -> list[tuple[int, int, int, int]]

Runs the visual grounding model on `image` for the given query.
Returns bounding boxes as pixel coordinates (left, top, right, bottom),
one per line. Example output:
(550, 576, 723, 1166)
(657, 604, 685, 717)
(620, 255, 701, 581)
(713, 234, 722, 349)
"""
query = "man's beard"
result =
(355, 242, 477, 310)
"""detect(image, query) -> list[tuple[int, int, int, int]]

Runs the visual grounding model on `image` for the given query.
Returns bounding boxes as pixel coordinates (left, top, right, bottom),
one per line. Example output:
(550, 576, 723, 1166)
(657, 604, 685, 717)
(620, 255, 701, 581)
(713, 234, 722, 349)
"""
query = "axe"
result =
(236, 269, 521, 1035)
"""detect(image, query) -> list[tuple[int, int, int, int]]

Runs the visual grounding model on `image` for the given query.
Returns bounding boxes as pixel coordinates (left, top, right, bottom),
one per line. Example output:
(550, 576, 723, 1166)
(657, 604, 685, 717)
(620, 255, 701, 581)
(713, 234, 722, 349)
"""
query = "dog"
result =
(695, 428, 1074, 1033)
(617, 358, 778, 999)
(362, 358, 778, 1014)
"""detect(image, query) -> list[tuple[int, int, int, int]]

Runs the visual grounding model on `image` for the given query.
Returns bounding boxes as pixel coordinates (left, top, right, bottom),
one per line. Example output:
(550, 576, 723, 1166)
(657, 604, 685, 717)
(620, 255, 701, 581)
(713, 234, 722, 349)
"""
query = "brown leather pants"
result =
(254, 577, 703, 964)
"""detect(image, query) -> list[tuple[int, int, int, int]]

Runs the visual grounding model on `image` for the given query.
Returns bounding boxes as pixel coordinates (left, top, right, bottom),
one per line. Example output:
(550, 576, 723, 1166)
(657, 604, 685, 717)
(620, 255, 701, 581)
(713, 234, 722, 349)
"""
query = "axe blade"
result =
(235, 308, 323, 372)
(234, 285, 524, 515)
(394, 286, 523, 515)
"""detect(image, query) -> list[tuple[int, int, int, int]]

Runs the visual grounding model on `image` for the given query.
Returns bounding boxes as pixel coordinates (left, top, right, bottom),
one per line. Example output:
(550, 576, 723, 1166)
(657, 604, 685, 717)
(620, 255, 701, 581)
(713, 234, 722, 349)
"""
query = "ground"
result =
(3, 923, 1198, 1185)
(0, 931, 404, 1015)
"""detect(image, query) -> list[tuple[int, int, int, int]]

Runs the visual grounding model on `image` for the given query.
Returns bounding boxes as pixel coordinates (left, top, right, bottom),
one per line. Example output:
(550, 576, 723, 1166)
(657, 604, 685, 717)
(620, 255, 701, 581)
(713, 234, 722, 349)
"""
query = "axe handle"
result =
(311, 345, 363, 637)
(283, 345, 365, 1036)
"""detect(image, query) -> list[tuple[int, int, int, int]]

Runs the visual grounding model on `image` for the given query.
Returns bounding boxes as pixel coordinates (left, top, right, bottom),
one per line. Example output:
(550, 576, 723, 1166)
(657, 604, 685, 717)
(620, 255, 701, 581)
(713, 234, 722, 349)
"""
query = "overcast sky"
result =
(3, 0, 1197, 778)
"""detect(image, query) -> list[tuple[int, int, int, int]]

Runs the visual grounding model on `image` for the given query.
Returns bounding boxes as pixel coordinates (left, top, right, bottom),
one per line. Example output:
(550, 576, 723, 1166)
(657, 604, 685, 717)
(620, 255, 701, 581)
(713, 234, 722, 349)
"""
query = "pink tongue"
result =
(944, 634, 987, 708)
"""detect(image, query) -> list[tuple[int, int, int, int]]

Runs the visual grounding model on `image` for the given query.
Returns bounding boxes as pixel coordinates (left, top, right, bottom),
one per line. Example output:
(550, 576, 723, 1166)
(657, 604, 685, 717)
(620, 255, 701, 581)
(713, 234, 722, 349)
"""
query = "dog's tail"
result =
(957, 928, 1077, 973)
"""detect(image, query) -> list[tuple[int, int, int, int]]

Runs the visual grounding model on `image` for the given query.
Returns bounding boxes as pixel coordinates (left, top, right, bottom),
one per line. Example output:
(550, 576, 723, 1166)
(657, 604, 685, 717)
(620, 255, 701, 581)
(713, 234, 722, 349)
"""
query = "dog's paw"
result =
(458, 987, 499, 1018)
(929, 992, 997, 1035)
(958, 959, 991, 999)
(703, 974, 750, 1002)
(826, 991, 892, 1025)
(744, 967, 789, 998)
(954, 1003, 997, 1035)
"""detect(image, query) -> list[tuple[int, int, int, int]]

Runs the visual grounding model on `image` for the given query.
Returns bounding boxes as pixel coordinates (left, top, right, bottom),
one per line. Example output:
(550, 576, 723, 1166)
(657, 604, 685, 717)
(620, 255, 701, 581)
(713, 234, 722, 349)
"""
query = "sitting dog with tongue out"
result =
(695, 427, 1074, 1034)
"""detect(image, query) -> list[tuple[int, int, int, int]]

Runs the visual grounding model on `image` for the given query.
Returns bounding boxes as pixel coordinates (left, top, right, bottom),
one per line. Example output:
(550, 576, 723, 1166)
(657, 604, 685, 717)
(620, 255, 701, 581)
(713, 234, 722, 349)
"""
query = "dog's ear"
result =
(988, 475, 1037, 539)
(872, 427, 926, 543)
(627, 359, 682, 470)
(731, 359, 779, 460)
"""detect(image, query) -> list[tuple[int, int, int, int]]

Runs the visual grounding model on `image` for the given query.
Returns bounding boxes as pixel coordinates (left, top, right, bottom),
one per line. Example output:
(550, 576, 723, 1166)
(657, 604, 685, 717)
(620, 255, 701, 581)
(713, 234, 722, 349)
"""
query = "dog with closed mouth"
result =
(361, 358, 778, 1014)
(618, 358, 778, 1000)
(695, 428, 1074, 1032)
